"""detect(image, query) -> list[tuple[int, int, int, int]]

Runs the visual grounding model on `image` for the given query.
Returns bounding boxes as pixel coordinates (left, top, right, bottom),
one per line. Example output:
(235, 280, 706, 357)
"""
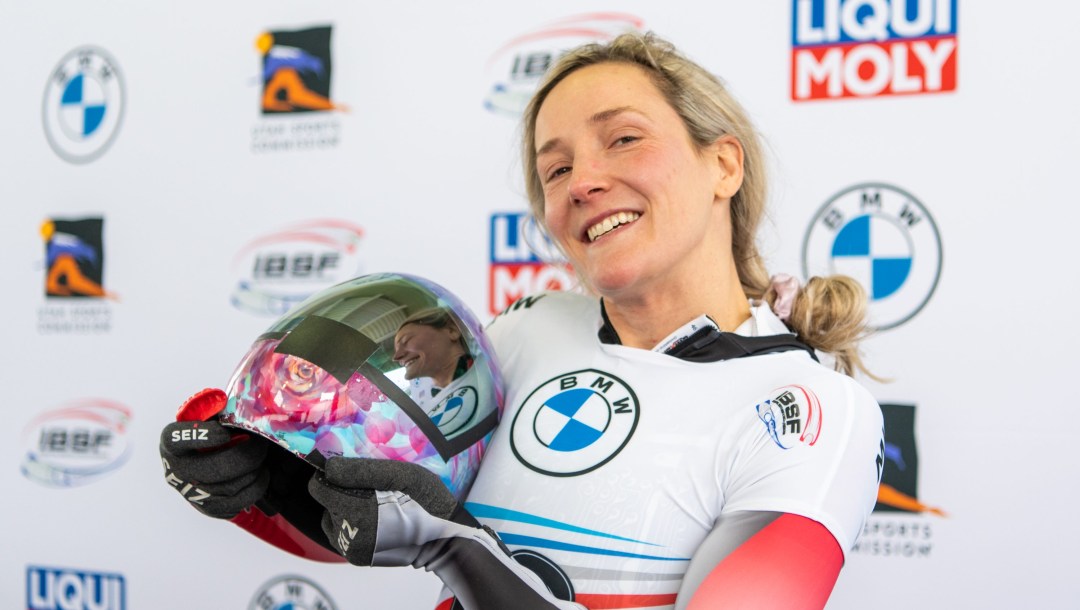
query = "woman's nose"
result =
(566, 158, 609, 204)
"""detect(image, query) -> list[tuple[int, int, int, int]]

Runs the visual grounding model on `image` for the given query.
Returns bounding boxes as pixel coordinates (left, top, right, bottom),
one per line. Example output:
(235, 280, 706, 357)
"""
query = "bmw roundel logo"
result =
(511, 369, 639, 477)
(249, 575, 338, 610)
(429, 386, 478, 436)
(802, 183, 942, 331)
(42, 46, 125, 164)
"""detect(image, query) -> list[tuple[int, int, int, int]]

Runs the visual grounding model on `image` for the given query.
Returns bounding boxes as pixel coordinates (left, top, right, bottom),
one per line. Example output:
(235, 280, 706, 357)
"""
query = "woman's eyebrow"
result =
(536, 106, 639, 157)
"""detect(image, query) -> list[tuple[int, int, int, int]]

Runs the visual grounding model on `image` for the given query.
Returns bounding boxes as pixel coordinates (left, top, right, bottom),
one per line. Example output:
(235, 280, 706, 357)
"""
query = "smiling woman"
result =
(532, 61, 745, 336)
(158, 30, 886, 610)
(431, 32, 886, 610)
(393, 308, 470, 389)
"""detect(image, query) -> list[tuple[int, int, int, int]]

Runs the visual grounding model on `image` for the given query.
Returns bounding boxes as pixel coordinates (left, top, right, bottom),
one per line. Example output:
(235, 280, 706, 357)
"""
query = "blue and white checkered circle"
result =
(534, 388, 610, 452)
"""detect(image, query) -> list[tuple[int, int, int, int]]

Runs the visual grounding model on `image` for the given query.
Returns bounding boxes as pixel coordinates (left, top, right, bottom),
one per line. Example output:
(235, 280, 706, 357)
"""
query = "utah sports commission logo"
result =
(42, 47, 125, 163)
(791, 0, 957, 100)
(852, 403, 946, 558)
(42, 217, 113, 300)
(511, 369, 639, 476)
(257, 25, 343, 115)
(484, 13, 644, 116)
(249, 575, 338, 610)
(802, 183, 942, 330)
(874, 403, 945, 516)
(251, 25, 346, 153)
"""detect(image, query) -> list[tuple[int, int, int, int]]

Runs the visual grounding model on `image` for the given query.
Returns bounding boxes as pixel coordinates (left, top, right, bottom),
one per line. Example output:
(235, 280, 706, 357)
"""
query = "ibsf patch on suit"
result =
(755, 385, 823, 450)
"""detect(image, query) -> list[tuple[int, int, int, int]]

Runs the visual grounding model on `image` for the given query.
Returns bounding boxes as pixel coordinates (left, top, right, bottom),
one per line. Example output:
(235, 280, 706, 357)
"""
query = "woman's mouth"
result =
(586, 211, 641, 242)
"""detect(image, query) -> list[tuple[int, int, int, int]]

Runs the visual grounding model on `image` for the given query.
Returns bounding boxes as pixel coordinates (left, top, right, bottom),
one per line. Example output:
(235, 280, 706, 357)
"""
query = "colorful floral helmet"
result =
(219, 273, 503, 500)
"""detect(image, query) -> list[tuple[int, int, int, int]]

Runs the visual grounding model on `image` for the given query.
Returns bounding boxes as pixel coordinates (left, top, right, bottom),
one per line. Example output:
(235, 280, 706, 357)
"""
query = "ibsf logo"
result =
(21, 400, 132, 488)
(489, 212, 574, 316)
(42, 46, 125, 163)
(27, 565, 126, 610)
(791, 0, 958, 100)
(755, 385, 823, 449)
(231, 219, 364, 316)
(484, 13, 644, 116)
(249, 575, 338, 610)
(802, 183, 942, 331)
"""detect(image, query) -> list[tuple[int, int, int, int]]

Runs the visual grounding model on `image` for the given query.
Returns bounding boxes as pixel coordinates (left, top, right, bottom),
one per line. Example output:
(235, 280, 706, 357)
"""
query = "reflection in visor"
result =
(218, 273, 504, 500)
(224, 337, 482, 497)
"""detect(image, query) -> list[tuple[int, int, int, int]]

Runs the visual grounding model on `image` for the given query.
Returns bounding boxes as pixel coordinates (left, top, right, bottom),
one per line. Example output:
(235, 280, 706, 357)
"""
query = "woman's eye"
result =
(547, 166, 570, 182)
(614, 135, 638, 146)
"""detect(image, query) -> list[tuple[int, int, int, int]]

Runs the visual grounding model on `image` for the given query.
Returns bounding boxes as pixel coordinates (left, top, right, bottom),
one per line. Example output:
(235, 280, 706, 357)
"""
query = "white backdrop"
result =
(4, 1, 1079, 608)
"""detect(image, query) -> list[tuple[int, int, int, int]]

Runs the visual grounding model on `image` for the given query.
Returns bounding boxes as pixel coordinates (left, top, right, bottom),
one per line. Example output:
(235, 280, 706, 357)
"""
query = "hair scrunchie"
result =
(768, 274, 801, 323)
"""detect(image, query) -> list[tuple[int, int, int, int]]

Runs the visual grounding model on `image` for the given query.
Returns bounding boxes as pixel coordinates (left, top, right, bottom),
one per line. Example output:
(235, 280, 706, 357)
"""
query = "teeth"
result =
(588, 212, 640, 242)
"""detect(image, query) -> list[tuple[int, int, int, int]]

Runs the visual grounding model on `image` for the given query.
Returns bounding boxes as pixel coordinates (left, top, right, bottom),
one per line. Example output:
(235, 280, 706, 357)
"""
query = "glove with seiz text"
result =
(159, 389, 271, 519)
(308, 457, 586, 610)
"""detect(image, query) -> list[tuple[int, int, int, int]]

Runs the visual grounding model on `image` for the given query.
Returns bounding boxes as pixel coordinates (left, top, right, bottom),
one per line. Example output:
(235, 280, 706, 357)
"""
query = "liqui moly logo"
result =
(791, 0, 958, 100)
(488, 212, 574, 315)
(27, 566, 126, 610)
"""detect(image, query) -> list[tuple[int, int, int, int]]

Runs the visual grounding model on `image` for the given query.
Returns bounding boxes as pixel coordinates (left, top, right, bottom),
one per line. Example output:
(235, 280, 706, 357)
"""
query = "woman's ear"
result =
(710, 135, 745, 200)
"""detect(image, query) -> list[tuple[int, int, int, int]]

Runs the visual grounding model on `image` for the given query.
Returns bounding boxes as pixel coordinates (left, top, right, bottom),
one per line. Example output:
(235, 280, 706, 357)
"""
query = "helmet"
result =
(219, 273, 503, 500)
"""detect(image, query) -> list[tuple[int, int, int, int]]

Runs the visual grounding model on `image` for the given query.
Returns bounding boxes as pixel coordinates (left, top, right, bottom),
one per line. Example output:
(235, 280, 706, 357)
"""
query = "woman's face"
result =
(392, 323, 461, 382)
(534, 62, 741, 300)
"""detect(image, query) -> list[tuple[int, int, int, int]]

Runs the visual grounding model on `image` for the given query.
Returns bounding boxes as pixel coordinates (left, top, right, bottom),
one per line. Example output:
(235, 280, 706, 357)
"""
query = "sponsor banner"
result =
(21, 399, 133, 488)
(251, 25, 346, 153)
(42, 46, 125, 163)
(250, 575, 338, 610)
(38, 217, 118, 335)
(791, 0, 958, 101)
(488, 212, 574, 315)
(510, 369, 639, 477)
(852, 403, 946, 558)
(755, 385, 823, 449)
(231, 219, 365, 316)
(802, 183, 942, 331)
(27, 565, 126, 610)
(483, 13, 644, 116)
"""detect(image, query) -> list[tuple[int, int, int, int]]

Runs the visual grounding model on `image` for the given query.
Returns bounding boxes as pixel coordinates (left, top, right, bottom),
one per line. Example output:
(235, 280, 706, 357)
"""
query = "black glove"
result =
(307, 457, 469, 566)
(159, 419, 270, 519)
(308, 457, 585, 610)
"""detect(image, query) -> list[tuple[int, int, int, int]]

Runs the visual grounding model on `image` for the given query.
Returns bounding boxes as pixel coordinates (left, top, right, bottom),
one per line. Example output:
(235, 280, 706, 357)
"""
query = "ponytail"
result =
(764, 275, 876, 379)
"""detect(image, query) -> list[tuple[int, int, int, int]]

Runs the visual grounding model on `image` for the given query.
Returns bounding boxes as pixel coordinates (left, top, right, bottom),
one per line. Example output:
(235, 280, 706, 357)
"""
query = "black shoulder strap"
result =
(664, 325, 818, 363)
(598, 300, 817, 363)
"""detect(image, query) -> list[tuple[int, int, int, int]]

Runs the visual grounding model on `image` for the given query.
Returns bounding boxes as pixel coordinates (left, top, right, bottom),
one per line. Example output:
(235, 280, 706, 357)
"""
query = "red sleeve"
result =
(685, 514, 843, 610)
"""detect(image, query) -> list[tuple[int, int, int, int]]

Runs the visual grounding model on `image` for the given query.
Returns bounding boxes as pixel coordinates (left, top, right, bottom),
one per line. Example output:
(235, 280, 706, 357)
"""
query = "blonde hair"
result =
(764, 276, 872, 377)
(521, 31, 872, 377)
(398, 308, 469, 355)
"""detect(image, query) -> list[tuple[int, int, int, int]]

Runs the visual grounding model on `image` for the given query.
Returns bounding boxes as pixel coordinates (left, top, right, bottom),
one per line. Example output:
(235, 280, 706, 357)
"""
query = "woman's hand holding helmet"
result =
(308, 457, 586, 609)
(159, 389, 271, 519)
(307, 456, 475, 566)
